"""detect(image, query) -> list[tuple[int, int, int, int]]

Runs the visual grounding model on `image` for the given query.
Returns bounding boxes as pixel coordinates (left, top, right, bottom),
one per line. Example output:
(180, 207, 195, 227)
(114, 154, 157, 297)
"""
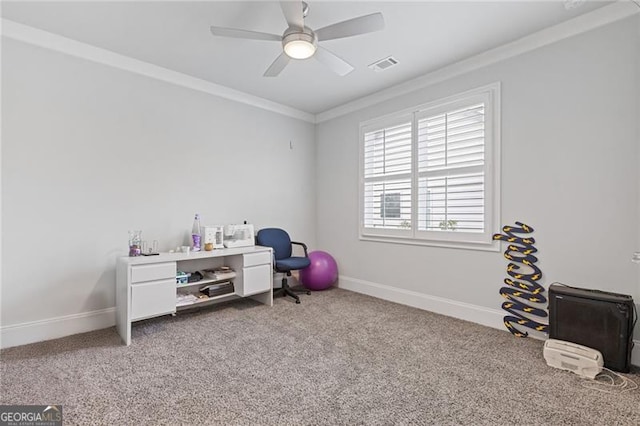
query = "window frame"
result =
(358, 83, 501, 251)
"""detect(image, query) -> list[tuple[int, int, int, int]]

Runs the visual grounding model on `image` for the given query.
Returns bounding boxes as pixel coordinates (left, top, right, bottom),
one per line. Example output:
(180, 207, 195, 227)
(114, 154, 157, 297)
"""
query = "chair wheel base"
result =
(276, 279, 308, 304)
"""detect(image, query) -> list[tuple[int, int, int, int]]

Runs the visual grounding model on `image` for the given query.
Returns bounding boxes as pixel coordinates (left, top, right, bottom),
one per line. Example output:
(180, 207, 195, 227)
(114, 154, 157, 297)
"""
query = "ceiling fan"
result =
(210, 1, 385, 77)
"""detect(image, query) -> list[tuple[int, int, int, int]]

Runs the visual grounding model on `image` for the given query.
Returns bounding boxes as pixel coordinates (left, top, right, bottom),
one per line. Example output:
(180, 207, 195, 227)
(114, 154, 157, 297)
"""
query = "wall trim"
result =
(633, 341, 640, 368)
(2, 282, 638, 367)
(0, 18, 316, 124)
(337, 275, 640, 367)
(338, 275, 506, 331)
(316, 1, 640, 123)
(3, 2, 638, 126)
(2, 2, 637, 126)
(0, 307, 116, 349)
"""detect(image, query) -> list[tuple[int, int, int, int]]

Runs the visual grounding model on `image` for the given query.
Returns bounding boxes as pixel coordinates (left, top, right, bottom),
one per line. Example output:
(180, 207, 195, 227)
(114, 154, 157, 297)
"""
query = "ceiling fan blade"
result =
(315, 12, 385, 41)
(264, 52, 291, 77)
(314, 46, 354, 76)
(280, 1, 304, 29)
(210, 26, 281, 42)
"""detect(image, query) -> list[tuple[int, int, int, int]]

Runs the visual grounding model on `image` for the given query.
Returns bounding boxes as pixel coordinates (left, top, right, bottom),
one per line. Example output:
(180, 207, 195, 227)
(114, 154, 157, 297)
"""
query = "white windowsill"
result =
(359, 234, 501, 252)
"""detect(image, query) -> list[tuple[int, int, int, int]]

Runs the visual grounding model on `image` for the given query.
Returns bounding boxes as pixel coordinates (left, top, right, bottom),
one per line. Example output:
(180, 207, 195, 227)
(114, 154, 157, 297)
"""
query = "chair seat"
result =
(275, 257, 311, 272)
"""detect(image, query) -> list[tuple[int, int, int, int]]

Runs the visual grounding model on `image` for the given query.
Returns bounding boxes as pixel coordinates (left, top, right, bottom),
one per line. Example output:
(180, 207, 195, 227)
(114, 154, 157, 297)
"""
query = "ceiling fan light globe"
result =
(282, 30, 317, 59)
(284, 40, 316, 59)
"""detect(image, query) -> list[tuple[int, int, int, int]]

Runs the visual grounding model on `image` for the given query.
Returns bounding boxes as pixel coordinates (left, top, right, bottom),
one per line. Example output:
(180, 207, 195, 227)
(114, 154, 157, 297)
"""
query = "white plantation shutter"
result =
(417, 103, 485, 233)
(363, 120, 412, 230)
(360, 84, 499, 249)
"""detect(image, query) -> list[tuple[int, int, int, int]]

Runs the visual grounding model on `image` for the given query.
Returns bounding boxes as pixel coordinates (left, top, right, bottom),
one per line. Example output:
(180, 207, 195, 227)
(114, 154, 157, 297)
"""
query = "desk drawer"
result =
(131, 278, 176, 320)
(242, 264, 271, 295)
(131, 262, 176, 283)
(244, 251, 271, 268)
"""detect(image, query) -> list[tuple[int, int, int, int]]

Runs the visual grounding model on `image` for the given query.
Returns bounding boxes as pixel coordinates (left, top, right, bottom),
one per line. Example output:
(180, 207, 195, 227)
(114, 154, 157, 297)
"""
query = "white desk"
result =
(116, 246, 273, 345)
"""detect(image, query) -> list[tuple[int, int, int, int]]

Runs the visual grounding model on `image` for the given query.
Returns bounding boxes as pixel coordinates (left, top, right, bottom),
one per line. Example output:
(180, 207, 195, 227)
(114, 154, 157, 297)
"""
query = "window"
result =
(362, 119, 412, 232)
(359, 83, 500, 250)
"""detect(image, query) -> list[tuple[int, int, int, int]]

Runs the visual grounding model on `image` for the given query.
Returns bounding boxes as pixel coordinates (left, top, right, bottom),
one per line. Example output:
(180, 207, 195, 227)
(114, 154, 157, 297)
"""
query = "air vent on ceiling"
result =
(368, 56, 398, 72)
(564, 0, 585, 10)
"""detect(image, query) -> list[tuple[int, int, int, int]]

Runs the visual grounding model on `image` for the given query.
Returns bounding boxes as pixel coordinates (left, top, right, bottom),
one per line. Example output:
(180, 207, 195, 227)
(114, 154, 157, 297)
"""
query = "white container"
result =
(203, 225, 225, 249)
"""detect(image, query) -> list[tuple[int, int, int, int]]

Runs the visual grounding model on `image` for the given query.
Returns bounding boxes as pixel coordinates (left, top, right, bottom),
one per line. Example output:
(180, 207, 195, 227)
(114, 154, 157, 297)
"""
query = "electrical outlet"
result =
(632, 252, 640, 263)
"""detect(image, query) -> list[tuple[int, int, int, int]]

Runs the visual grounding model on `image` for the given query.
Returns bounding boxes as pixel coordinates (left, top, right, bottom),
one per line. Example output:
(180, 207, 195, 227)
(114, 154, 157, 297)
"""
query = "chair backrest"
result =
(256, 228, 292, 260)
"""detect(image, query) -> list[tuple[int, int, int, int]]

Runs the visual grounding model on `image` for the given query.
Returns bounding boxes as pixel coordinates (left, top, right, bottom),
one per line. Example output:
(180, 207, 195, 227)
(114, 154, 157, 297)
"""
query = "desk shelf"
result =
(176, 276, 234, 289)
(176, 292, 238, 310)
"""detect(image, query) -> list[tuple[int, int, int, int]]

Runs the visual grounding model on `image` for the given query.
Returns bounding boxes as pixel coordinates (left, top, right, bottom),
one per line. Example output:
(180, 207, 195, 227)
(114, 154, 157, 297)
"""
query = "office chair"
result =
(256, 228, 311, 304)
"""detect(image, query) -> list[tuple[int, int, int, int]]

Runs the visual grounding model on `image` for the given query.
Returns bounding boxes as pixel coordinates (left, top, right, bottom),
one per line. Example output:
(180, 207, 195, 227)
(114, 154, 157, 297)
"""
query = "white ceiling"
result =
(1, 1, 613, 115)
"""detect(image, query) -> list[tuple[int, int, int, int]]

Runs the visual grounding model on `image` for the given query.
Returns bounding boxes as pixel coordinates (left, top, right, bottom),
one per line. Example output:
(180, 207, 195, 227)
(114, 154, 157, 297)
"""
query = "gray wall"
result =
(1, 39, 316, 326)
(2, 15, 639, 346)
(316, 17, 639, 320)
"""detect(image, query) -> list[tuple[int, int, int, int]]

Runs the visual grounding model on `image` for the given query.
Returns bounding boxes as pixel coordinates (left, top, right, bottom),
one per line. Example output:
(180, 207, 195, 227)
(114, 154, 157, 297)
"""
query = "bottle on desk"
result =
(128, 230, 142, 256)
(191, 213, 202, 252)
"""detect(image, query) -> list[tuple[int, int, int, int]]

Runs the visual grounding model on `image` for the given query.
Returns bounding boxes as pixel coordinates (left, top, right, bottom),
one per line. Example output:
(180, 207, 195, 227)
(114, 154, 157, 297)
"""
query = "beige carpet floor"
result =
(1, 287, 639, 425)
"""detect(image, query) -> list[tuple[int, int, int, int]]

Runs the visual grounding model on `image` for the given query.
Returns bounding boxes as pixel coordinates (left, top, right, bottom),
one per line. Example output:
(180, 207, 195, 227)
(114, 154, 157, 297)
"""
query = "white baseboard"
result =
(3, 280, 639, 368)
(1, 308, 116, 349)
(337, 275, 640, 368)
(338, 275, 506, 330)
(632, 342, 640, 369)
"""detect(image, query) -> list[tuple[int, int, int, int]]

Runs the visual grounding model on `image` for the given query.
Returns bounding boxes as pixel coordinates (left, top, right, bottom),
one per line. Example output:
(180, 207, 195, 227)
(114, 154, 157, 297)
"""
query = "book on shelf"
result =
(176, 293, 199, 306)
(202, 267, 236, 282)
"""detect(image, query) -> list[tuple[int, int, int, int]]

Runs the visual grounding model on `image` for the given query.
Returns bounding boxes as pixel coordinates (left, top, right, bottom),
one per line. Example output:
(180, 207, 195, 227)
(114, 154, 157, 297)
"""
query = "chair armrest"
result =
(291, 241, 309, 257)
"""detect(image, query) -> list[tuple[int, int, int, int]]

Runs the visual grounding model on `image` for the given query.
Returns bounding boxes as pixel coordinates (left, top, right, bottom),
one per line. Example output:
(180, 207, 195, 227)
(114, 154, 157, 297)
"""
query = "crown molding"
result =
(316, 1, 640, 123)
(1, 18, 316, 124)
(2, 1, 637, 126)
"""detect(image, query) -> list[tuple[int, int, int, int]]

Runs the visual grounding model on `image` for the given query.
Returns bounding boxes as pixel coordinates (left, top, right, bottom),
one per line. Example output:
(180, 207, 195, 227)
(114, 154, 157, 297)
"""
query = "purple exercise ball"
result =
(300, 250, 338, 291)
